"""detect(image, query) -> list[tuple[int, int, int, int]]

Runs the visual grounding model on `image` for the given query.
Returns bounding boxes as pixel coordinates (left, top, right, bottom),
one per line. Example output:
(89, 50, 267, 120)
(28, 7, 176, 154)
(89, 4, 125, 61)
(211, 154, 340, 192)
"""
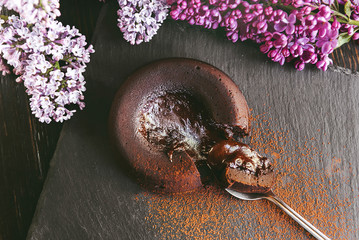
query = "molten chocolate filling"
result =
(138, 90, 236, 161)
(208, 140, 275, 193)
(138, 90, 274, 192)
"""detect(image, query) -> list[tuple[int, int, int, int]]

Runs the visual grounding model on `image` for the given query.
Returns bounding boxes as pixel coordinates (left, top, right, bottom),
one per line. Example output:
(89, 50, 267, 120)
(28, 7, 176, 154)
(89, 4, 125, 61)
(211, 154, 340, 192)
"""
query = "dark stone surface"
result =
(27, 2, 359, 239)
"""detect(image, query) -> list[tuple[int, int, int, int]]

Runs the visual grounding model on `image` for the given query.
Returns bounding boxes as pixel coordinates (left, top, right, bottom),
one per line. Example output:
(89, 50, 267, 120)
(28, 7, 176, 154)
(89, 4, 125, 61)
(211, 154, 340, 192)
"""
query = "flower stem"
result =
(348, 19, 359, 26)
(0, 15, 8, 21)
(331, 10, 349, 21)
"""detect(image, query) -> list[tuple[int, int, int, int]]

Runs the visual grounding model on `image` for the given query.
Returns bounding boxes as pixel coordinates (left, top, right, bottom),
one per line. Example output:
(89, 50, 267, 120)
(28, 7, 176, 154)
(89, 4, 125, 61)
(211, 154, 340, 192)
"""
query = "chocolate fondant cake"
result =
(109, 58, 251, 193)
(208, 140, 275, 193)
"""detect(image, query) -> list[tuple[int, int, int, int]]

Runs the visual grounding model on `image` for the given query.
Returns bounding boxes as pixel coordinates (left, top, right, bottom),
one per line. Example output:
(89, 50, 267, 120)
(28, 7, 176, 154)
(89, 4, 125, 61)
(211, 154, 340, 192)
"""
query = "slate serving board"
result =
(27, 2, 359, 239)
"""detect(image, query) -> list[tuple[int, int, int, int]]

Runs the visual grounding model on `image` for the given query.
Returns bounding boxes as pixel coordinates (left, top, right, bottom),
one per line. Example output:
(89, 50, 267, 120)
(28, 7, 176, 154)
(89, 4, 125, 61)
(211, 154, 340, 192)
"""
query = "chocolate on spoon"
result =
(208, 139, 276, 193)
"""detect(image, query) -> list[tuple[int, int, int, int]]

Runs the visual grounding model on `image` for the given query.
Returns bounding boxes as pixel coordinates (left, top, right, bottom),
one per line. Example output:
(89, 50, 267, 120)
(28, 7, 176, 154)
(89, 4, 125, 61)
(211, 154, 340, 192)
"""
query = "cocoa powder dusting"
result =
(134, 112, 357, 239)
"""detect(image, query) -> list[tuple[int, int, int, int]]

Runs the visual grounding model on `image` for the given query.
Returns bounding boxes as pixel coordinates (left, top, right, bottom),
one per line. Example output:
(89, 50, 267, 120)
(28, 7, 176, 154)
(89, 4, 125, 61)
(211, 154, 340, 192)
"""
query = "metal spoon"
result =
(226, 188, 331, 240)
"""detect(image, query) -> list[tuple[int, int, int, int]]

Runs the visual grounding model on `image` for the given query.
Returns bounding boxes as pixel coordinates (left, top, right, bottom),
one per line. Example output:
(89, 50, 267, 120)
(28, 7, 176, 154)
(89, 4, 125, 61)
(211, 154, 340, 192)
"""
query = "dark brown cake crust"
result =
(109, 58, 250, 193)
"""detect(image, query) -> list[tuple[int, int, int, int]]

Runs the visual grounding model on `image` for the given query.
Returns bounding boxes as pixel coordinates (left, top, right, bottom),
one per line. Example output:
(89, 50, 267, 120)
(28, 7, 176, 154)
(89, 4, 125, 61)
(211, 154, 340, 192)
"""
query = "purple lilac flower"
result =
(168, 0, 347, 71)
(117, 0, 169, 45)
(316, 54, 333, 71)
(316, 29, 338, 54)
(274, 13, 296, 35)
(0, 56, 10, 75)
(314, 18, 332, 38)
(352, 5, 359, 20)
(106, 0, 359, 70)
(0, 15, 94, 123)
(0, 0, 60, 25)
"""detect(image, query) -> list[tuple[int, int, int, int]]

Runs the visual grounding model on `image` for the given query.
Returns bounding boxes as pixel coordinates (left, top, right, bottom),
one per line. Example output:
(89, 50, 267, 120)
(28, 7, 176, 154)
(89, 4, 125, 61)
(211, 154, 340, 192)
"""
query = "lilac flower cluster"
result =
(168, 0, 359, 70)
(0, 15, 94, 123)
(117, 0, 169, 44)
(0, 0, 60, 25)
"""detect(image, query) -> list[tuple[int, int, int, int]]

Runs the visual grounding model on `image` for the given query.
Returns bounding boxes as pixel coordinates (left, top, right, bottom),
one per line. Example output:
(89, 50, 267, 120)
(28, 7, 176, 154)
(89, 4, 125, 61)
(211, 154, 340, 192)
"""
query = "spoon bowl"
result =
(225, 189, 274, 200)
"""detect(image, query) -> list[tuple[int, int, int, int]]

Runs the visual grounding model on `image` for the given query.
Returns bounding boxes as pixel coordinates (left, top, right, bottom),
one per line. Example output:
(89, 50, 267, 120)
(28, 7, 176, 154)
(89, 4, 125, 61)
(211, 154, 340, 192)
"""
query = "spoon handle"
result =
(266, 194, 331, 240)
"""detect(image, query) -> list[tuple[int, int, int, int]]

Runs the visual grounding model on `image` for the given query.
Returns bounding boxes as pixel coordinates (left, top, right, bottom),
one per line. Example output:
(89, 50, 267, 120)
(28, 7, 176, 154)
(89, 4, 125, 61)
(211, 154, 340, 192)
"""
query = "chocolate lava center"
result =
(138, 90, 232, 161)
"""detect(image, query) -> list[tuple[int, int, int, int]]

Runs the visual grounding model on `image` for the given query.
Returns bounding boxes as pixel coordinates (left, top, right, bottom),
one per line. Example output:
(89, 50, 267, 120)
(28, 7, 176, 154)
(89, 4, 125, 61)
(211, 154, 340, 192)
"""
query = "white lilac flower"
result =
(117, 0, 169, 45)
(66, 80, 76, 88)
(0, 15, 94, 123)
(0, 0, 60, 25)
(0, 56, 10, 75)
(1, 46, 21, 68)
(49, 69, 64, 81)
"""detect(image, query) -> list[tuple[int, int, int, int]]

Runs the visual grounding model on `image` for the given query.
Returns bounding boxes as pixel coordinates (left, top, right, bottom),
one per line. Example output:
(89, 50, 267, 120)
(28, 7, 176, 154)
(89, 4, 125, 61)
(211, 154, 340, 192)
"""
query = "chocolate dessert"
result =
(208, 140, 275, 193)
(109, 58, 250, 193)
(137, 90, 234, 162)
(137, 91, 275, 193)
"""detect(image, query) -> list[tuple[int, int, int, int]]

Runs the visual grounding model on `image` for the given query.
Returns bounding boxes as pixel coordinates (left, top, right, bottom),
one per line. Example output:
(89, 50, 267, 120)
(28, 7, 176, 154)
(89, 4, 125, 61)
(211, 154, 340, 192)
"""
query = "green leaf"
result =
(54, 61, 60, 70)
(344, 1, 352, 18)
(0, 15, 8, 21)
(336, 33, 352, 49)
